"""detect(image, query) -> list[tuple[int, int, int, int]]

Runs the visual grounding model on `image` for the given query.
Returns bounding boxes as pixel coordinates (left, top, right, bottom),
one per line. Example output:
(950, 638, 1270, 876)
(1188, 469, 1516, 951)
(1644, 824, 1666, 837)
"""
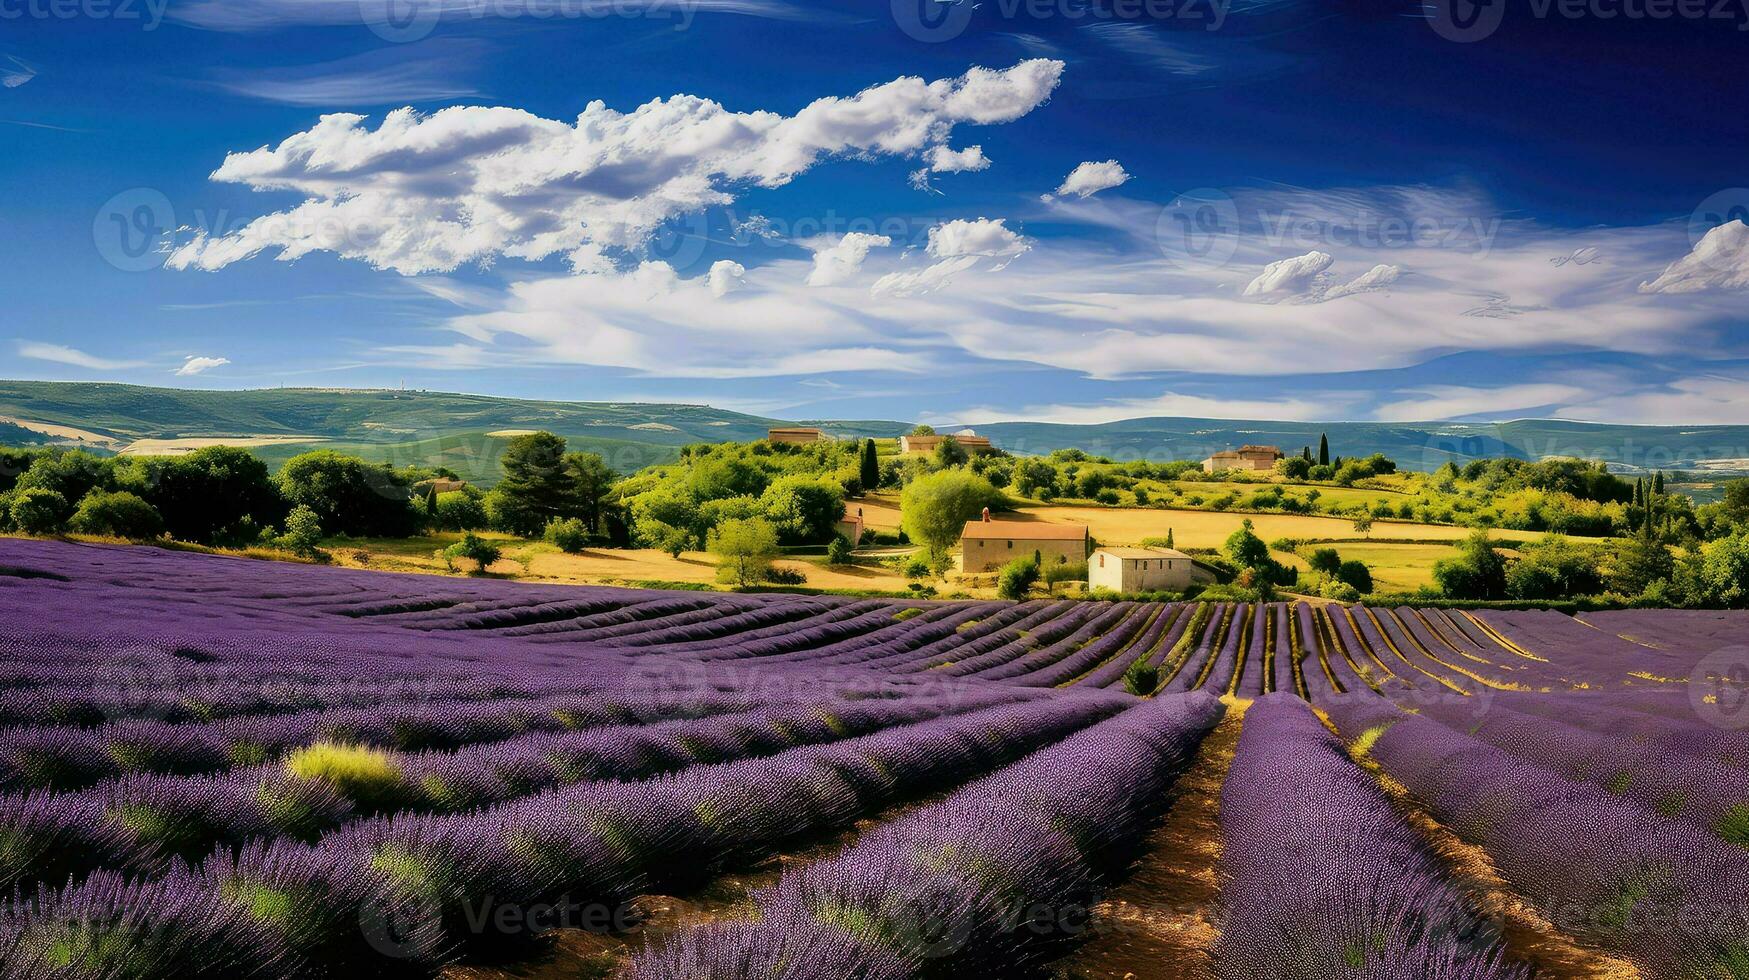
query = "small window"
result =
(1007, 540, 1013, 548)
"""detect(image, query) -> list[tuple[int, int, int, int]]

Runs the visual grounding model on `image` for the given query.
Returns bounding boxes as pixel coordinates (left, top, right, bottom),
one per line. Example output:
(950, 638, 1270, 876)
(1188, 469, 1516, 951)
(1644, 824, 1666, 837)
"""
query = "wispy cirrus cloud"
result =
(170, 0, 823, 31)
(209, 40, 485, 107)
(15, 342, 145, 371)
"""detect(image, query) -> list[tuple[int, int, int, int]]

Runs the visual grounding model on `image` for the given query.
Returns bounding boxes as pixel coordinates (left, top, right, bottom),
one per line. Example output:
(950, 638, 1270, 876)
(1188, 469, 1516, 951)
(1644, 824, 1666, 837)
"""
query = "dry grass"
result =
(117, 435, 328, 456)
(1002, 503, 1560, 550)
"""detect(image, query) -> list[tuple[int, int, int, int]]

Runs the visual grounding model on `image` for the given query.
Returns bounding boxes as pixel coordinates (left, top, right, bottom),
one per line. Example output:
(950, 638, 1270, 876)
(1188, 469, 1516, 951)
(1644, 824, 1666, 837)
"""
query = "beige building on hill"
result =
(1088, 547, 1197, 593)
(960, 510, 1089, 572)
(1202, 445, 1284, 473)
(768, 427, 827, 444)
(900, 433, 996, 456)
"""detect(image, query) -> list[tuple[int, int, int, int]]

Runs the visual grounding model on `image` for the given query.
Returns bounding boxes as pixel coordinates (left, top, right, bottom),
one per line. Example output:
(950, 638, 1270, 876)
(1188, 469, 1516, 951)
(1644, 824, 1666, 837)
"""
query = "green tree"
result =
(0, 448, 47, 495)
(9, 488, 67, 535)
(932, 436, 969, 469)
(709, 516, 780, 587)
(1352, 515, 1374, 538)
(1336, 559, 1373, 595)
(859, 439, 880, 493)
(491, 433, 613, 535)
(1277, 456, 1312, 480)
(1012, 458, 1058, 499)
(909, 424, 936, 436)
(1224, 518, 1271, 570)
(280, 505, 324, 556)
(433, 491, 488, 531)
(997, 557, 1040, 600)
(1307, 547, 1343, 579)
(557, 452, 614, 532)
(1609, 534, 1674, 596)
(759, 474, 844, 543)
(276, 450, 421, 538)
(1318, 434, 1330, 467)
(67, 490, 163, 540)
(900, 470, 1002, 562)
(1433, 531, 1509, 600)
(114, 446, 283, 545)
(16, 450, 112, 507)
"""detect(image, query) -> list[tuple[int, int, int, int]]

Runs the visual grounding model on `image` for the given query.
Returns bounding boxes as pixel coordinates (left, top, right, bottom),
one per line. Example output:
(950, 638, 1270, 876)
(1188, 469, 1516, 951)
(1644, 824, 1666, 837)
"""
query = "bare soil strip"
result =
(1360, 761, 1642, 979)
(1050, 703, 1245, 980)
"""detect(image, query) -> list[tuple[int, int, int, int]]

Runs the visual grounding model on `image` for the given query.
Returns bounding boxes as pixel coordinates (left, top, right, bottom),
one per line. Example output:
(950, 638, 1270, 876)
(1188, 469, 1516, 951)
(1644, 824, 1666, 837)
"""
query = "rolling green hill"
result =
(1, 381, 1745, 480)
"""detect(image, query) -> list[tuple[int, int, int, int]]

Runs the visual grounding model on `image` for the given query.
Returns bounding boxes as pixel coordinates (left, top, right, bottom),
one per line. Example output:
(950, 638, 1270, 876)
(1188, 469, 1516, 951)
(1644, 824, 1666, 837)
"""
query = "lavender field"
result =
(1, 537, 1746, 979)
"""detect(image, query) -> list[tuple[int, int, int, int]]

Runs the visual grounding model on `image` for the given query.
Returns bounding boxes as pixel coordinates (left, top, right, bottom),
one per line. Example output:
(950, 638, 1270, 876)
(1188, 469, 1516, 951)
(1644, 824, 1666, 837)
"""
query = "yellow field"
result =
(0, 415, 124, 447)
(118, 435, 327, 456)
(326, 533, 917, 593)
(1004, 504, 1561, 550)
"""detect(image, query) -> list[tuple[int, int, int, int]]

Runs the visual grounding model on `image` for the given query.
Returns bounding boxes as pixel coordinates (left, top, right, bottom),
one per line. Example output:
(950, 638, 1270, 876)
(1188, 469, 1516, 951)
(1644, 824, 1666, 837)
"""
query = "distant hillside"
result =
(1, 381, 1745, 478)
(954, 417, 1749, 476)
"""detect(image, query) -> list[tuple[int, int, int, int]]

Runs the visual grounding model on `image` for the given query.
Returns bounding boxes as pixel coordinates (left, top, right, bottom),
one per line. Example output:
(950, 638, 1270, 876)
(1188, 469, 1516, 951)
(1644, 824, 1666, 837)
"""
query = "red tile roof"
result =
(961, 520, 1088, 541)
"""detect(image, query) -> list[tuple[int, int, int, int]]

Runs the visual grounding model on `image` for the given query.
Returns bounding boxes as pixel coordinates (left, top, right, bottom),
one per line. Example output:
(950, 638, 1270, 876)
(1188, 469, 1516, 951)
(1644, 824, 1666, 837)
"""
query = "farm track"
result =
(1051, 702, 1243, 980)
(1368, 768, 1642, 980)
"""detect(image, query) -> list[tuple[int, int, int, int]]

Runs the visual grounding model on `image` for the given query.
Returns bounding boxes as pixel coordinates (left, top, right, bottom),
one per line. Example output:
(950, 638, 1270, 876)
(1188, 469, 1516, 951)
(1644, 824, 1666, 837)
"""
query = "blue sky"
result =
(3, 0, 1748, 425)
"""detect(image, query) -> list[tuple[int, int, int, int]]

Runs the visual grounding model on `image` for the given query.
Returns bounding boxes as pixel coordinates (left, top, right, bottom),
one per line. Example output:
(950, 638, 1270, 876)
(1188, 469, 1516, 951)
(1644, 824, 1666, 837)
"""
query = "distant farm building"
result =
(901, 432, 996, 456)
(836, 506, 865, 548)
(960, 509, 1089, 572)
(1202, 445, 1284, 473)
(1089, 547, 1198, 593)
(768, 427, 827, 445)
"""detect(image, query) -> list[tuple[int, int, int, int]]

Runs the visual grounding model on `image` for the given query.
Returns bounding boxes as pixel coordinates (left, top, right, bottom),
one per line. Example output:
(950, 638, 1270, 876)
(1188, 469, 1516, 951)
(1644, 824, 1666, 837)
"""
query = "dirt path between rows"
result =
(1052, 702, 1245, 980)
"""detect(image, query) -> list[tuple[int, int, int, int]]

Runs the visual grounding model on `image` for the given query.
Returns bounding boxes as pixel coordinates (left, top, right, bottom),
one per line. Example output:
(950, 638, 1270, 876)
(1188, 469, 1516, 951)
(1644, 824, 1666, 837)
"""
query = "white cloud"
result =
(171, 0, 822, 31)
(1639, 220, 1749, 294)
(174, 355, 231, 376)
(707, 259, 746, 297)
(870, 217, 1028, 296)
(1049, 160, 1130, 200)
(1323, 263, 1402, 300)
(956, 390, 1337, 425)
(3, 55, 37, 89)
(167, 60, 1064, 276)
(805, 232, 892, 287)
(925, 144, 990, 173)
(1243, 250, 1333, 298)
(15, 342, 143, 371)
(209, 40, 482, 107)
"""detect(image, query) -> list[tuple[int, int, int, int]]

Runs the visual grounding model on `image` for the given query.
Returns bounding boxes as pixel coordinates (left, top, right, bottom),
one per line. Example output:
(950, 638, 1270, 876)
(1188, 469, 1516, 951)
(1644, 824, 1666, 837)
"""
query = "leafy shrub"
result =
(825, 534, 854, 565)
(1122, 658, 1160, 696)
(279, 505, 324, 556)
(9, 488, 67, 535)
(764, 566, 807, 586)
(67, 490, 163, 539)
(433, 491, 488, 531)
(997, 557, 1040, 600)
(543, 517, 591, 553)
(442, 533, 502, 574)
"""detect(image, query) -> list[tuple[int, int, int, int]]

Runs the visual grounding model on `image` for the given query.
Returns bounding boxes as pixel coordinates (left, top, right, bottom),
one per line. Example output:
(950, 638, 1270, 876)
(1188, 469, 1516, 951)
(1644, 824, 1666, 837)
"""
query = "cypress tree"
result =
(1302, 446, 1312, 462)
(859, 438, 879, 492)
(1318, 434, 1330, 467)
(1165, 528, 1175, 550)
(1653, 470, 1665, 495)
